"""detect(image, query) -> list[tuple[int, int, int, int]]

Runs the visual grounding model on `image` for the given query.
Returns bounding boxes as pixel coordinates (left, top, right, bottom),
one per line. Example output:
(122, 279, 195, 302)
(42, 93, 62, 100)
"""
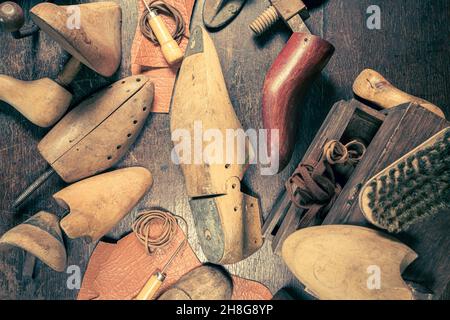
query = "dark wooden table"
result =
(0, 0, 449, 299)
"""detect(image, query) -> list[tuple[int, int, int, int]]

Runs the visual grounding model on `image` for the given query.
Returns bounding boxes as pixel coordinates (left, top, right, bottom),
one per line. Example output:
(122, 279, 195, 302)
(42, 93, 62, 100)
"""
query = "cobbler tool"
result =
(353, 69, 445, 119)
(77, 232, 271, 299)
(282, 225, 422, 300)
(318, 100, 448, 298)
(2, 167, 151, 280)
(0, 1, 122, 127)
(134, 210, 188, 300)
(203, 0, 247, 30)
(360, 127, 449, 233)
(140, 0, 184, 65)
(250, 0, 334, 172)
(0, 211, 67, 274)
(170, 26, 263, 264)
(158, 264, 233, 300)
(249, 0, 309, 35)
(56, 167, 153, 242)
(0, 1, 44, 38)
(264, 90, 449, 257)
(13, 75, 154, 208)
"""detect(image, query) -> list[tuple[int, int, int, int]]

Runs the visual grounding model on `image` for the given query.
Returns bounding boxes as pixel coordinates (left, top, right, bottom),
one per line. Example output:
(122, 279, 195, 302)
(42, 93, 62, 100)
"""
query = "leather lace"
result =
(132, 209, 188, 255)
(286, 140, 366, 227)
(139, 0, 187, 45)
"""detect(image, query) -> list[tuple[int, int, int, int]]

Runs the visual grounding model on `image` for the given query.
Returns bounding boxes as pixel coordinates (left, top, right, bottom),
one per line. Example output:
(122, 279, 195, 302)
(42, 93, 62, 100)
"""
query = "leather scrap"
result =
(131, 0, 195, 113)
(77, 225, 272, 300)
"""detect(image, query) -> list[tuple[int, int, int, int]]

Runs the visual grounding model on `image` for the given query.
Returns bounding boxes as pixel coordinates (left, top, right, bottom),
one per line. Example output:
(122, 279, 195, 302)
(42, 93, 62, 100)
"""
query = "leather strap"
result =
(286, 140, 366, 227)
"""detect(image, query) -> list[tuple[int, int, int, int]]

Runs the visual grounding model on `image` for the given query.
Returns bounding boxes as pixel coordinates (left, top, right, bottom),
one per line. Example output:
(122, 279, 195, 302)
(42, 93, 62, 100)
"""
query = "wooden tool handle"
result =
(135, 272, 166, 300)
(149, 13, 183, 65)
(0, 1, 24, 32)
(262, 33, 335, 172)
(353, 69, 445, 118)
(56, 57, 82, 87)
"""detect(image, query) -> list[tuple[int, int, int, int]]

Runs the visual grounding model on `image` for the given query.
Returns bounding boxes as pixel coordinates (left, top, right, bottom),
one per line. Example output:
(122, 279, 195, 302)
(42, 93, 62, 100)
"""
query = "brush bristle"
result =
(365, 129, 450, 233)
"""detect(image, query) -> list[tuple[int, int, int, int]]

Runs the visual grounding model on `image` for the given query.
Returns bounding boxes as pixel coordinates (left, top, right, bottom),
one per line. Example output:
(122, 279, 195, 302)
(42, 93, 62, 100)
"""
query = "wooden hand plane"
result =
(13, 76, 154, 208)
(170, 26, 263, 265)
(0, 1, 122, 127)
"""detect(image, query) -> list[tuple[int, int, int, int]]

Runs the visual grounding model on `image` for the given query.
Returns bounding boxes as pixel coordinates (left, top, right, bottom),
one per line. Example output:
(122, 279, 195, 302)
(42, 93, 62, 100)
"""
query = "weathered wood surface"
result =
(0, 0, 449, 299)
(324, 103, 450, 298)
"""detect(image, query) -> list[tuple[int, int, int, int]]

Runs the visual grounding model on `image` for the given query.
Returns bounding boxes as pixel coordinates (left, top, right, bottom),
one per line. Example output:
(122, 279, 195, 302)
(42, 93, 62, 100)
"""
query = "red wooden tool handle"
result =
(262, 33, 335, 172)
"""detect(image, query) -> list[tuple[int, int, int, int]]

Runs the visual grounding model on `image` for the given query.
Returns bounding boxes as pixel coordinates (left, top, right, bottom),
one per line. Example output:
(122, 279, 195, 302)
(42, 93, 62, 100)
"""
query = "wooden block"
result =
(323, 103, 449, 298)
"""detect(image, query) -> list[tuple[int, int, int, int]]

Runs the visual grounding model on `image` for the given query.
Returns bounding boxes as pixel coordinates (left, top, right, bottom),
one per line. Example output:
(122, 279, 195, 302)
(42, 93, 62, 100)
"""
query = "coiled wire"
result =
(132, 209, 188, 255)
(139, 0, 186, 45)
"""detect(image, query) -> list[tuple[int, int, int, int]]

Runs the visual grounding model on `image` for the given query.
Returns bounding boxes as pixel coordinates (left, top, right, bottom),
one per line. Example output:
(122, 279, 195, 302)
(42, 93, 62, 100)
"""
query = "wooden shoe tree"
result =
(170, 26, 263, 265)
(0, 2, 122, 127)
(56, 167, 153, 242)
(30, 2, 122, 77)
(0, 211, 67, 272)
(0, 75, 72, 127)
(282, 225, 418, 300)
(353, 69, 445, 119)
(13, 75, 154, 208)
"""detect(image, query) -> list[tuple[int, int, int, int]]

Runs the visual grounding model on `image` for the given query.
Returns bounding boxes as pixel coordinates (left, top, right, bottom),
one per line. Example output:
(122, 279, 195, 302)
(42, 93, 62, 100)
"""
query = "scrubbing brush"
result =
(359, 127, 450, 233)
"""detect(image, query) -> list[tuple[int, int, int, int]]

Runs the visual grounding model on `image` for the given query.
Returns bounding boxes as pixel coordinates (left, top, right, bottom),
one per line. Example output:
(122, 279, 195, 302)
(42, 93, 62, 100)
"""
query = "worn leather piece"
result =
(130, 0, 195, 113)
(77, 225, 272, 300)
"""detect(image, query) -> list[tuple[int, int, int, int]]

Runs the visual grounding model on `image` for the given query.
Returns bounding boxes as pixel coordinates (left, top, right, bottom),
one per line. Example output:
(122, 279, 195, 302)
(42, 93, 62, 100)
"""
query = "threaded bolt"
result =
(249, 6, 279, 36)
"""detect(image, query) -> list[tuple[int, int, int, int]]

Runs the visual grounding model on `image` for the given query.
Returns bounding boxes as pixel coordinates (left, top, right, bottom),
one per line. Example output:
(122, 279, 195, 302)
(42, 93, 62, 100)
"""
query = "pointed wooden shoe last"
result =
(56, 167, 153, 242)
(158, 265, 233, 300)
(282, 225, 418, 300)
(170, 26, 262, 264)
(30, 2, 122, 77)
(0, 211, 67, 272)
(171, 26, 251, 197)
(0, 75, 71, 127)
(38, 75, 154, 183)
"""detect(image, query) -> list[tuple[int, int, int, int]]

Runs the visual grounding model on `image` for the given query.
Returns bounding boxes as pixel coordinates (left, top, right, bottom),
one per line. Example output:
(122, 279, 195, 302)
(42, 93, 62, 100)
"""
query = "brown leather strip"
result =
(286, 139, 365, 226)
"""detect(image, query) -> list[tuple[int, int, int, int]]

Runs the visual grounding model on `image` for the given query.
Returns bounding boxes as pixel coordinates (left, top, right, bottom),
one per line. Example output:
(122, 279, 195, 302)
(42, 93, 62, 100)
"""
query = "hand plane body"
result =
(38, 76, 154, 183)
(263, 33, 334, 172)
(170, 26, 262, 264)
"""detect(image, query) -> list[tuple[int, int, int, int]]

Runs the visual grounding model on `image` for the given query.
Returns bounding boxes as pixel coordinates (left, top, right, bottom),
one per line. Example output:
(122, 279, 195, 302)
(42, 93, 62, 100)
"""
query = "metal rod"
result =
(13, 168, 55, 209)
(11, 24, 39, 39)
(22, 253, 36, 280)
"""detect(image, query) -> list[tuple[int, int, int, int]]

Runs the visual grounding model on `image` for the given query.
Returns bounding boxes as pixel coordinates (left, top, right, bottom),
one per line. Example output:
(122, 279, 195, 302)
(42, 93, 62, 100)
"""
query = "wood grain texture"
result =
(30, 1, 122, 77)
(57, 167, 153, 242)
(324, 103, 450, 298)
(0, 0, 449, 299)
(353, 69, 445, 118)
(0, 75, 71, 127)
(263, 32, 334, 172)
(38, 75, 154, 183)
(282, 225, 418, 300)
